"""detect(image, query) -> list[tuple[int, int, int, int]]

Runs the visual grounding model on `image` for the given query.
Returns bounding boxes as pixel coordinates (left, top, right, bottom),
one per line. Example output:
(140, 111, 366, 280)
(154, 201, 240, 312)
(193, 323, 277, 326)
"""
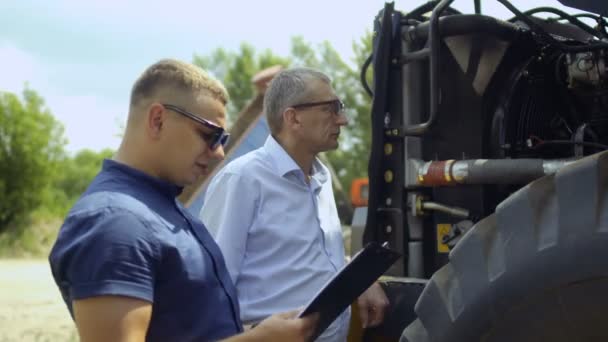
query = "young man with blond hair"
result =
(49, 59, 316, 342)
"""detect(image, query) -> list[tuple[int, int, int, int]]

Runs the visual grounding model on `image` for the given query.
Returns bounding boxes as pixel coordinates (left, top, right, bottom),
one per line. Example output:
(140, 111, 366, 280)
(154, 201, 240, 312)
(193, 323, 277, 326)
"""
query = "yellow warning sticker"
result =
(437, 224, 451, 253)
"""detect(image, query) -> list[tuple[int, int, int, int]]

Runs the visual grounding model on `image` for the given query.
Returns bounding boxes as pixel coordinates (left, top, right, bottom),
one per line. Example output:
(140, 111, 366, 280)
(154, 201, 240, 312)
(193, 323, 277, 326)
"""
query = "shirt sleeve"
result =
(52, 210, 161, 303)
(200, 170, 257, 284)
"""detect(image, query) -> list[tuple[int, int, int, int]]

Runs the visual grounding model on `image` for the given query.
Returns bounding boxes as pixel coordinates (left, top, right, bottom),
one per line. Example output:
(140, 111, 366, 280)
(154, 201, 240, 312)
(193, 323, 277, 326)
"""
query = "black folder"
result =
(298, 242, 402, 340)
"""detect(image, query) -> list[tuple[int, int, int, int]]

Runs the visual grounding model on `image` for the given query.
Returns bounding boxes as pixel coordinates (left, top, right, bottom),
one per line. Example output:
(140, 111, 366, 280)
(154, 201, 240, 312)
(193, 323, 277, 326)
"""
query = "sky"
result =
(0, 0, 581, 153)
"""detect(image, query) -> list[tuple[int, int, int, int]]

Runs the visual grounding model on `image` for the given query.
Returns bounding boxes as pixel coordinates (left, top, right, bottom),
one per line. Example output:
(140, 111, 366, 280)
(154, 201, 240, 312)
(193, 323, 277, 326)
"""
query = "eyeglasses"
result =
(291, 99, 345, 115)
(162, 103, 230, 150)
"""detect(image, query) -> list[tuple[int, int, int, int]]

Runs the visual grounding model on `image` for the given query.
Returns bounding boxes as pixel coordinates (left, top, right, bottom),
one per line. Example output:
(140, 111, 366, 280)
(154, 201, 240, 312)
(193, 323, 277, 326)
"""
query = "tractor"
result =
(351, 0, 608, 341)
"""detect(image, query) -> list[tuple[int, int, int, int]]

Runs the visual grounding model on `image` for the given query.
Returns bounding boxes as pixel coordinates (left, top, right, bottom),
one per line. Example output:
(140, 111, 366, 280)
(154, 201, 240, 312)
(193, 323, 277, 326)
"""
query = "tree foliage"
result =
(194, 43, 291, 121)
(193, 33, 374, 192)
(51, 148, 114, 212)
(0, 89, 66, 233)
(0, 88, 115, 238)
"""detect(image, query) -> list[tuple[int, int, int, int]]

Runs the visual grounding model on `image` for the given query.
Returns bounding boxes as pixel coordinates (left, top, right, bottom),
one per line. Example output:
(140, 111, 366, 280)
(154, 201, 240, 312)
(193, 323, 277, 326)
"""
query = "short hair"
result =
(129, 59, 229, 109)
(263, 67, 331, 135)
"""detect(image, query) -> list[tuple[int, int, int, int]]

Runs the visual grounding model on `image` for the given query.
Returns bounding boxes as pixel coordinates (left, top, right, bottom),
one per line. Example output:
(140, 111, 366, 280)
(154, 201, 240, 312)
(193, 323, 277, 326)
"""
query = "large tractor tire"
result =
(401, 151, 608, 342)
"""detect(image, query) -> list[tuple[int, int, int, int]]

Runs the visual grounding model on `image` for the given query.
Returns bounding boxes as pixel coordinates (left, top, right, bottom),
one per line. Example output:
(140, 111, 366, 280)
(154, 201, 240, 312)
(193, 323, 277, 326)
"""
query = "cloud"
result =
(0, 43, 39, 91)
(0, 42, 125, 153)
(45, 93, 125, 153)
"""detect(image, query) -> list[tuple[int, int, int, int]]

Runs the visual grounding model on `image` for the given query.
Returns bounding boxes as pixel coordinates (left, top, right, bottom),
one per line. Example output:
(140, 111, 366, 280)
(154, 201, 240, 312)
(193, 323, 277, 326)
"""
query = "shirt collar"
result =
(263, 135, 329, 185)
(264, 135, 301, 177)
(102, 159, 183, 198)
(311, 160, 328, 185)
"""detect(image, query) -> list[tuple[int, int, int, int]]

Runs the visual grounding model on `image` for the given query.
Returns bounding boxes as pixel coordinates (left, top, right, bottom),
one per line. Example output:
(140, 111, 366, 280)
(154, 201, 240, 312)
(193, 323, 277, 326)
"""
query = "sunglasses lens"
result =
(220, 134, 230, 147)
(209, 131, 230, 150)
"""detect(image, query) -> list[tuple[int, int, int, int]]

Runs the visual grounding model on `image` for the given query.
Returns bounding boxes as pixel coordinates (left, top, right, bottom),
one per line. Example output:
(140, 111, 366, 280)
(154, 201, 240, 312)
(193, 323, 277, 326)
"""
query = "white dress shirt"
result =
(200, 135, 350, 342)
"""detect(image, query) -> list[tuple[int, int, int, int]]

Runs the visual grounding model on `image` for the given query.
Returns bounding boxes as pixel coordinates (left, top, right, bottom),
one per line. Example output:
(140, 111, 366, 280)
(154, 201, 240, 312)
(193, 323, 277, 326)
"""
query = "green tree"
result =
(0, 89, 66, 234)
(194, 43, 290, 121)
(51, 148, 115, 213)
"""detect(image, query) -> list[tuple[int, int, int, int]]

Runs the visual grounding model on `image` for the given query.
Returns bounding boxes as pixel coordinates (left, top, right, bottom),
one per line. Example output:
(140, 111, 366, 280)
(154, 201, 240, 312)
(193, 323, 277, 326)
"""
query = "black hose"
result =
(361, 54, 373, 98)
(572, 13, 606, 21)
(403, 0, 462, 20)
(366, 1, 462, 99)
(507, 7, 606, 39)
(407, 14, 522, 42)
(532, 140, 608, 150)
(571, 14, 608, 37)
(497, 0, 608, 52)
(464, 159, 545, 184)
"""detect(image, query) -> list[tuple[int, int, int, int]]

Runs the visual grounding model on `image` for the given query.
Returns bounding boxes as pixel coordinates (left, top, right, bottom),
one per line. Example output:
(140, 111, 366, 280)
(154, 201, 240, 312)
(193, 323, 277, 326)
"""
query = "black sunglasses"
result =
(162, 103, 230, 150)
(291, 99, 345, 115)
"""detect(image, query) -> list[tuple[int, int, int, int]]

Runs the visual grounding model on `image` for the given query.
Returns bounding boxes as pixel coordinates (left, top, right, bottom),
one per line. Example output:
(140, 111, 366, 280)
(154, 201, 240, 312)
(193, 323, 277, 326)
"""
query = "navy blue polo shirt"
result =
(49, 159, 243, 341)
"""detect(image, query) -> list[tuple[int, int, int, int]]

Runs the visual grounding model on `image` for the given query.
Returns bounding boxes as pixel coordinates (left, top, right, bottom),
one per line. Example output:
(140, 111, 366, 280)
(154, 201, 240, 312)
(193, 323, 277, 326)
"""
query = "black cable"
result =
(532, 140, 608, 150)
(574, 13, 608, 38)
(403, 0, 462, 20)
(497, 0, 608, 52)
(361, 54, 374, 98)
(510, 7, 606, 39)
(572, 13, 606, 21)
(537, 12, 608, 38)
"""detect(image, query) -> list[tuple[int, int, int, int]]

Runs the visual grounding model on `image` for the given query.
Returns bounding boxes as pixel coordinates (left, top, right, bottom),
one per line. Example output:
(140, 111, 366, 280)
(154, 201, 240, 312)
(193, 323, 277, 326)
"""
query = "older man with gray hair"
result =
(201, 67, 389, 341)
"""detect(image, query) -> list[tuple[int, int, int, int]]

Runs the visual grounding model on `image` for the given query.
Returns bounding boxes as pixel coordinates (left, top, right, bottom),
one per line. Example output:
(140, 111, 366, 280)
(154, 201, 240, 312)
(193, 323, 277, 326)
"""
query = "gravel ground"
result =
(0, 259, 77, 342)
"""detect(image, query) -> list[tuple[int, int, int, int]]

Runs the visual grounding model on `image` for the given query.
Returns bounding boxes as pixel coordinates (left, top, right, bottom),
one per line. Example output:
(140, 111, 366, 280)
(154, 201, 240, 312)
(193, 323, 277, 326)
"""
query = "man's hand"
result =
(224, 310, 318, 342)
(252, 310, 318, 342)
(357, 282, 389, 329)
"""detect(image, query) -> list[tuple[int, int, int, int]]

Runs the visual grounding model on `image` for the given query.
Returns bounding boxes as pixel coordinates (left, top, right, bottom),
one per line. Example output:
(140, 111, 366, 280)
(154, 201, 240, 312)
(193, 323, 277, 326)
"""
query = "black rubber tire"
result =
(400, 151, 608, 342)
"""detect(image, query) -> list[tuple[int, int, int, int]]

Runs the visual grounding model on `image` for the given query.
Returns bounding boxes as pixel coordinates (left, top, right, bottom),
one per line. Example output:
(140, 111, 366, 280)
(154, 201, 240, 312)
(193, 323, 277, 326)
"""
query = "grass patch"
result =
(0, 212, 63, 258)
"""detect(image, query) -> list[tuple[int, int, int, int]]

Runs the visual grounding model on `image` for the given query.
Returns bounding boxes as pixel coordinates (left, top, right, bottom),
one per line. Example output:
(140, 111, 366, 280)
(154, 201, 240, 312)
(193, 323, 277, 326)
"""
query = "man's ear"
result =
(147, 103, 165, 139)
(282, 107, 300, 130)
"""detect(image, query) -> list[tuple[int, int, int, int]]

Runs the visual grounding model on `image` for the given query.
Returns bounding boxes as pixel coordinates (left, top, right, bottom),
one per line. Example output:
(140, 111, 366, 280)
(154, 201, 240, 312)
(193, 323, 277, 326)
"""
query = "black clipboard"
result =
(298, 242, 402, 340)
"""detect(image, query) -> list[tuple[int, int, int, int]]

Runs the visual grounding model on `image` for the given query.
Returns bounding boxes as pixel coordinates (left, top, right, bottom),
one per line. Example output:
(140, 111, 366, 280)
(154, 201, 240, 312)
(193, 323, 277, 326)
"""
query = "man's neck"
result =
(274, 135, 315, 178)
(114, 137, 162, 180)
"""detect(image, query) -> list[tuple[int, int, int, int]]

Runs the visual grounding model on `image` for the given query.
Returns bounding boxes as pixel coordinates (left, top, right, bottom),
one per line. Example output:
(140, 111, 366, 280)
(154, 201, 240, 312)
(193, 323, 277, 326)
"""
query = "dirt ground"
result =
(0, 259, 77, 342)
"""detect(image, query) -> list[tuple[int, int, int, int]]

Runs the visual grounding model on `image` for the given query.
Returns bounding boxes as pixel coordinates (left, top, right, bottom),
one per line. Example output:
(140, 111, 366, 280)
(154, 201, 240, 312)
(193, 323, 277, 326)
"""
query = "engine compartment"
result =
(363, 0, 608, 278)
